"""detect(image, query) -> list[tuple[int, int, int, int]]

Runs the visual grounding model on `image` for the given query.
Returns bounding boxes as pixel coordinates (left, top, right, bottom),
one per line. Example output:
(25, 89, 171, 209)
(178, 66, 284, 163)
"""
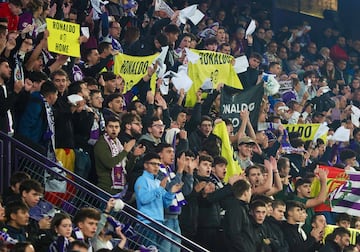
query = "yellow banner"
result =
(324, 224, 360, 245)
(113, 53, 159, 93)
(46, 18, 80, 57)
(185, 49, 243, 107)
(212, 121, 242, 183)
(283, 123, 328, 142)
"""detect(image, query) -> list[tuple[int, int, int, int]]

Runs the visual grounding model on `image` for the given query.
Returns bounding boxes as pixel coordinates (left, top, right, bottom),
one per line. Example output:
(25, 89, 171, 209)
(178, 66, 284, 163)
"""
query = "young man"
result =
(195, 154, 241, 252)
(134, 152, 182, 246)
(19, 179, 55, 250)
(189, 116, 219, 156)
(94, 117, 138, 195)
(245, 156, 282, 196)
(4, 200, 29, 242)
(101, 72, 117, 98)
(2, 172, 30, 205)
(282, 201, 323, 252)
(0, 57, 23, 135)
(223, 179, 252, 252)
(335, 213, 351, 229)
(72, 207, 101, 249)
(210, 156, 228, 187)
(293, 168, 327, 234)
(156, 143, 194, 252)
(238, 52, 262, 90)
(265, 200, 289, 252)
(88, 89, 105, 145)
(249, 200, 281, 251)
(103, 93, 124, 122)
(137, 117, 165, 152)
(236, 136, 256, 170)
(17, 81, 58, 156)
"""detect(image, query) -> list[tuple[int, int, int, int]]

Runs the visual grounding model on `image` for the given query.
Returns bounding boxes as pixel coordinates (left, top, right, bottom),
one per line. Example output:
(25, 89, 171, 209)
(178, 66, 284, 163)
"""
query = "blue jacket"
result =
(18, 91, 48, 148)
(135, 170, 174, 224)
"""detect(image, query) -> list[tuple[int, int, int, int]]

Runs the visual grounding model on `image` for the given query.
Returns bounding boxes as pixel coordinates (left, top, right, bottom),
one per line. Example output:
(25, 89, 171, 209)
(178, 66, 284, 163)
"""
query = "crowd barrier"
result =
(0, 131, 209, 252)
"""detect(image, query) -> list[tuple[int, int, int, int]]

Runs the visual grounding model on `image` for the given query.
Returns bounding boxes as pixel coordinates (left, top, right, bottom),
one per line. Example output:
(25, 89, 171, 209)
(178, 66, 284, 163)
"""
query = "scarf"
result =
(159, 164, 187, 212)
(42, 94, 56, 162)
(88, 109, 105, 146)
(103, 133, 127, 190)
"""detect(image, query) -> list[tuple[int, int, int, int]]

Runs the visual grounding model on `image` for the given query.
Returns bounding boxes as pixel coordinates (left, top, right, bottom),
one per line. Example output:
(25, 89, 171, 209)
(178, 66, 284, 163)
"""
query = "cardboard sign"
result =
(46, 18, 80, 57)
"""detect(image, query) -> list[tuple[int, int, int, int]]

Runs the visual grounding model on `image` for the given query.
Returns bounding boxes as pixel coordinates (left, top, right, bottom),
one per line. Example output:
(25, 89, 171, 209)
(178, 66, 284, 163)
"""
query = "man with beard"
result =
(119, 113, 143, 145)
(0, 57, 23, 134)
(94, 117, 138, 195)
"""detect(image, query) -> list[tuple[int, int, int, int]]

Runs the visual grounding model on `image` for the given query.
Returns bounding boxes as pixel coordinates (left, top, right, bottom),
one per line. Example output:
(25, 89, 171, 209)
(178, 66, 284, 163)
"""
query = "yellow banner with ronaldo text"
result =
(284, 123, 328, 143)
(185, 49, 243, 107)
(113, 53, 159, 93)
(46, 18, 80, 57)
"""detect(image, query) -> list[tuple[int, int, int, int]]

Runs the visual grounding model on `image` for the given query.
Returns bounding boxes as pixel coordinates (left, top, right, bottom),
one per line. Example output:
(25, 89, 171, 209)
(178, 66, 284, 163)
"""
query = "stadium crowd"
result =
(1, 0, 360, 251)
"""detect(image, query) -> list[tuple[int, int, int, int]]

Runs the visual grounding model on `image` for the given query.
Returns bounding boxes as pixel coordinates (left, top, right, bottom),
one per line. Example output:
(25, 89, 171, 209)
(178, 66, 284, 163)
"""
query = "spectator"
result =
(282, 201, 323, 252)
(265, 200, 289, 252)
(223, 179, 252, 251)
(72, 207, 101, 249)
(4, 201, 29, 242)
(336, 213, 352, 229)
(134, 152, 182, 246)
(48, 213, 73, 252)
(2, 172, 30, 206)
(292, 168, 328, 234)
(94, 116, 141, 195)
(156, 144, 194, 252)
(320, 227, 350, 252)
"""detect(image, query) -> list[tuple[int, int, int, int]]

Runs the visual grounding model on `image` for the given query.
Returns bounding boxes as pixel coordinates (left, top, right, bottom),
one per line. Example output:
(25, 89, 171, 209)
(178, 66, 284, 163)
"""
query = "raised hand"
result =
(124, 139, 136, 152)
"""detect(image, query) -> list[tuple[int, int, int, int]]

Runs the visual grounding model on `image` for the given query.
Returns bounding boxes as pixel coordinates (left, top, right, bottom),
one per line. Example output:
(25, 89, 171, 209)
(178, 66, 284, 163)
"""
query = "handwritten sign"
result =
(46, 18, 80, 57)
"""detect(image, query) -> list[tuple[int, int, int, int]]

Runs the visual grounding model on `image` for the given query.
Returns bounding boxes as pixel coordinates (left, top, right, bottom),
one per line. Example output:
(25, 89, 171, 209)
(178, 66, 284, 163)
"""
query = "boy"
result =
(134, 152, 182, 247)
(72, 207, 101, 249)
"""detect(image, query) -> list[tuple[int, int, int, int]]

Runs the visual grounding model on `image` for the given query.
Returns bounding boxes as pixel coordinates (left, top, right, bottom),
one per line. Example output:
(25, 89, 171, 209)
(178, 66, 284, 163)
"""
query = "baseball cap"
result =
(238, 136, 256, 145)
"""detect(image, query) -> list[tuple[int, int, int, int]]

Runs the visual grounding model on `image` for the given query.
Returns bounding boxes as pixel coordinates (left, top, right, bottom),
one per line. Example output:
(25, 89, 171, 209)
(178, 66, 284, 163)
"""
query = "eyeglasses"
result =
(145, 162, 161, 166)
(132, 122, 142, 126)
(152, 124, 165, 128)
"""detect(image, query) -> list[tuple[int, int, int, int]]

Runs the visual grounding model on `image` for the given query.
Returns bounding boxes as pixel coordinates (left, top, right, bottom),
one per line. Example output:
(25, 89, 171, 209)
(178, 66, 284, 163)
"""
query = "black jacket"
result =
(0, 84, 17, 133)
(319, 240, 341, 252)
(282, 222, 319, 252)
(265, 217, 289, 252)
(53, 93, 75, 149)
(197, 176, 233, 229)
(223, 198, 255, 252)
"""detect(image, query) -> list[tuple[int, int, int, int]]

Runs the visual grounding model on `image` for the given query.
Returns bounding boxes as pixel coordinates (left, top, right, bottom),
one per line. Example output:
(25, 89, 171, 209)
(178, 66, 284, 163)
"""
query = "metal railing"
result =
(0, 131, 209, 252)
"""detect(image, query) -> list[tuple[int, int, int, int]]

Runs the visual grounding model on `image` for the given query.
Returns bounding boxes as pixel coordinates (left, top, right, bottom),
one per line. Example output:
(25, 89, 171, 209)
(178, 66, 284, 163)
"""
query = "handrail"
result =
(0, 131, 209, 252)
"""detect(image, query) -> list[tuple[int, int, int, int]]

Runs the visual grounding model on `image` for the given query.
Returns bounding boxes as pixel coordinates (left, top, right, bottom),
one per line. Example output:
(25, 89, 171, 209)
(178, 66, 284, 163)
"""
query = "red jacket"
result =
(0, 3, 19, 32)
(330, 44, 349, 62)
